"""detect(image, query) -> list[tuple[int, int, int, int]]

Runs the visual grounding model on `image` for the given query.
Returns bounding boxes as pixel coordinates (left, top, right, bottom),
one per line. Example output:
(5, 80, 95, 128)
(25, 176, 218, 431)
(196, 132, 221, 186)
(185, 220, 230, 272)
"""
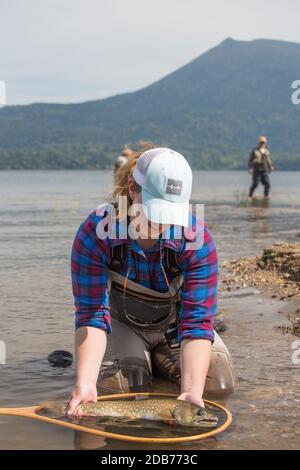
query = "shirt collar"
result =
(109, 220, 182, 252)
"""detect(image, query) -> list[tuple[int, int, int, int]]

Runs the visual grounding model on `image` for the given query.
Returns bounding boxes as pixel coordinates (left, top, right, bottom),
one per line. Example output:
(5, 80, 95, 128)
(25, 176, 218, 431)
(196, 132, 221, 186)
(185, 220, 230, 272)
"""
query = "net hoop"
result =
(0, 392, 232, 444)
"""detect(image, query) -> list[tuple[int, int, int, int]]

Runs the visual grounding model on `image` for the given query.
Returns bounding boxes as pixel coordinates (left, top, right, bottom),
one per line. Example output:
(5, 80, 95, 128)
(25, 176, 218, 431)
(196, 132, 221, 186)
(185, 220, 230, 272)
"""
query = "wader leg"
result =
(99, 317, 152, 393)
(249, 171, 260, 197)
(261, 172, 270, 196)
(151, 331, 235, 396)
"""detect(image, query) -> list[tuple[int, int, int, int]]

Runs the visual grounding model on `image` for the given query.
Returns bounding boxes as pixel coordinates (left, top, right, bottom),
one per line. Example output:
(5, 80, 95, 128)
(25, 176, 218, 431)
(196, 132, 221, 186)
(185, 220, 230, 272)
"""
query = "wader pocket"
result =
(110, 284, 173, 326)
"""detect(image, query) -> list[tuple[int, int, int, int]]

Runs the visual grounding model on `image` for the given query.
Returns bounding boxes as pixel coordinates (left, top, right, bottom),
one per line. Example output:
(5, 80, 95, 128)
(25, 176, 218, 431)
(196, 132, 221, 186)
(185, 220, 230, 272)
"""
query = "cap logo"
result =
(166, 178, 183, 195)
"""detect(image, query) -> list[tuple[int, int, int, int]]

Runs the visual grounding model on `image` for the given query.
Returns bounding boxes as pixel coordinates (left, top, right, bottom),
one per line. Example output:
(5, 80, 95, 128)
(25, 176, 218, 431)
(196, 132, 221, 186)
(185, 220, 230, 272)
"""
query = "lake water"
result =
(0, 170, 299, 449)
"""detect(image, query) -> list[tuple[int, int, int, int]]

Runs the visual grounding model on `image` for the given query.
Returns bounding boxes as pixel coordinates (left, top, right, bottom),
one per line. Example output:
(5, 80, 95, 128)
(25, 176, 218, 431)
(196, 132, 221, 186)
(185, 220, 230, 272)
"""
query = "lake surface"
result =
(0, 170, 299, 449)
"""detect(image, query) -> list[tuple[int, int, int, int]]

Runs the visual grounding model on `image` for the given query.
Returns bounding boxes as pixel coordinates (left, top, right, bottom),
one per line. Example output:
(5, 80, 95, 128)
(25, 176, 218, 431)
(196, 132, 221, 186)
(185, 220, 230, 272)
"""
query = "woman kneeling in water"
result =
(68, 142, 234, 415)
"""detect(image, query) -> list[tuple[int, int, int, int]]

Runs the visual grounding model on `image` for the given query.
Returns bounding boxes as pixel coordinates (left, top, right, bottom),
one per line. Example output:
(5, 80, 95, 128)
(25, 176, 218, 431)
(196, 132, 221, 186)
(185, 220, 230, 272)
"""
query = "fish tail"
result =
(39, 400, 68, 416)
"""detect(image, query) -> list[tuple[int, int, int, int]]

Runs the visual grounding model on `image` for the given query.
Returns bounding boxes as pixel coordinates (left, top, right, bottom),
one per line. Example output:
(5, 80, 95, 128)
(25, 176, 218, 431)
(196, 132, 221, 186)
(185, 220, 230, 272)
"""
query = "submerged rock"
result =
(214, 318, 227, 333)
(276, 310, 300, 337)
(214, 309, 227, 333)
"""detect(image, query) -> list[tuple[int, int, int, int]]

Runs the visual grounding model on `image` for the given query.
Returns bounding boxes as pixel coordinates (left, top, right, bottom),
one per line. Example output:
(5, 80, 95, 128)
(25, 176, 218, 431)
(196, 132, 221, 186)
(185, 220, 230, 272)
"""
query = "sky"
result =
(1, 0, 300, 105)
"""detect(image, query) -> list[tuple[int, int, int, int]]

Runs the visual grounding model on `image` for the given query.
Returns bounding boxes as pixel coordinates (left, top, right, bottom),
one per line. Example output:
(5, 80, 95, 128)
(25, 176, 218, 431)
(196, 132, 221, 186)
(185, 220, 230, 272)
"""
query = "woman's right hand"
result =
(67, 382, 97, 417)
(67, 327, 107, 416)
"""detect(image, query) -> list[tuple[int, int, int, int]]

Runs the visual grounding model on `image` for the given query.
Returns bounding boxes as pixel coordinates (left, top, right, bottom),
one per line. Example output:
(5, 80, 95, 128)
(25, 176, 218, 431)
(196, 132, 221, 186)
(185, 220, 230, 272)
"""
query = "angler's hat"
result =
(132, 147, 192, 227)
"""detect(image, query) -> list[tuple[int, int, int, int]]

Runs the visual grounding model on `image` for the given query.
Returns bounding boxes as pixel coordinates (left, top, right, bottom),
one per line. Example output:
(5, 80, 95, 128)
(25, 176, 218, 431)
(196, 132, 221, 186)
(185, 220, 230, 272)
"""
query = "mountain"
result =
(1, 37, 300, 170)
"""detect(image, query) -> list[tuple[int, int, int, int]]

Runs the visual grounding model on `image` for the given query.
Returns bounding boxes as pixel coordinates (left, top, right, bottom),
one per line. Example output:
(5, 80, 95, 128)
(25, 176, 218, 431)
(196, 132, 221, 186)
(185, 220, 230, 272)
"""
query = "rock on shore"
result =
(220, 243, 300, 300)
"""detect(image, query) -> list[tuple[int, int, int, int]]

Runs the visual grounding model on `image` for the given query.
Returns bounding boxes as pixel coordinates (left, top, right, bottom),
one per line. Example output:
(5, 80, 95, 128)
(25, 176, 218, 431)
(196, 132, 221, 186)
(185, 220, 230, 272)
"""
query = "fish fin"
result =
(152, 409, 175, 421)
(111, 415, 138, 423)
(95, 416, 137, 426)
(162, 419, 176, 425)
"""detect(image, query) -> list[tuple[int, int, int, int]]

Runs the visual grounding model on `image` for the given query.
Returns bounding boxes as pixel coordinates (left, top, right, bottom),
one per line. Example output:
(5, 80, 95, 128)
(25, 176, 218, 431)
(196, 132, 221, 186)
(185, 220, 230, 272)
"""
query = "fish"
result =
(40, 397, 218, 428)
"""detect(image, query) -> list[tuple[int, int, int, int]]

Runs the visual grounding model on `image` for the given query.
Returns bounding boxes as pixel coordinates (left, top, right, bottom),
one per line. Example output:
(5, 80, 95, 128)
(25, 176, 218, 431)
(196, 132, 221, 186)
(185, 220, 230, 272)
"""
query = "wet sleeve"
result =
(71, 212, 112, 333)
(177, 226, 218, 343)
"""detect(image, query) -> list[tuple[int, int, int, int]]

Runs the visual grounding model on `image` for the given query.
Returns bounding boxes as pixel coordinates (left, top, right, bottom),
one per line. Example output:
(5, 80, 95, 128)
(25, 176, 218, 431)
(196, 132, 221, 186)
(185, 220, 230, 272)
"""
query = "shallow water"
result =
(0, 170, 299, 449)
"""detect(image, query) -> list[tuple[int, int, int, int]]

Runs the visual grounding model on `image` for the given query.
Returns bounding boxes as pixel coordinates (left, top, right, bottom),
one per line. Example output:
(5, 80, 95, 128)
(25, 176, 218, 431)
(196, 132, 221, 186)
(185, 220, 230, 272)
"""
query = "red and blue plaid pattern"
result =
(71, 209, 218, 343)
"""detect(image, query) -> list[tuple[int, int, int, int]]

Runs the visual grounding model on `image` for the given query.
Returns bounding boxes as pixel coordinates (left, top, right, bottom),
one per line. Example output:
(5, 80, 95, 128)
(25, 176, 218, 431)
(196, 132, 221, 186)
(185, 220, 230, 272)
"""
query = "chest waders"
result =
(249, 149, 272, 197)
(249, 169, 271, 197)
(99, 243, 236, 397)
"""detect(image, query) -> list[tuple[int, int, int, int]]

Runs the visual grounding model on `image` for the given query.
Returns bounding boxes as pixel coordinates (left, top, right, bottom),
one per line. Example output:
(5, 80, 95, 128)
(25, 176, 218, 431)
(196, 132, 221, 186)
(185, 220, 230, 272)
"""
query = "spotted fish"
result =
(41, 397, 218, 428)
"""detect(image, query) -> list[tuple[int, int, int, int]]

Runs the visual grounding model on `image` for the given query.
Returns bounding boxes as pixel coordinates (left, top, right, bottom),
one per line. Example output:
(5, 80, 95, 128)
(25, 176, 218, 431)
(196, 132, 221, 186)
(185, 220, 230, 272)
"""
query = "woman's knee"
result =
(99, 362, 152, 393)
(99, 318, 153, 392)
(206, 332, 235, 395)
(152, 343, 181, 383)
(152, 334, 236, 396)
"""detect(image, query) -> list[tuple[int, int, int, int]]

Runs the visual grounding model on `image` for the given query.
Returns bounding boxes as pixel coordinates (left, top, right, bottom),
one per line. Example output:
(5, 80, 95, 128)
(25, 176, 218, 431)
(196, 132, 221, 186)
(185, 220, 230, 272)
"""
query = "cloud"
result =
(1, 0, 299, 104)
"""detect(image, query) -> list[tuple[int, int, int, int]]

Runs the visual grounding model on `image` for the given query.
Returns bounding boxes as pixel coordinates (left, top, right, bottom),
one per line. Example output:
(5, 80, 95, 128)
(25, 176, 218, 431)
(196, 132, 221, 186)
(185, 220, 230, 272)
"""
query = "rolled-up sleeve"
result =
(71, 212, 112, 333)
(177, 226, 218, 343)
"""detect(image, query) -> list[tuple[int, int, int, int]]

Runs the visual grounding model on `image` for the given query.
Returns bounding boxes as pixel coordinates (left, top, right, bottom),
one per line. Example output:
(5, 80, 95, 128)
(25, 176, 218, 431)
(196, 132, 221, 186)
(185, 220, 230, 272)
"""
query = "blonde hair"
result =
(110, 140, 155, 219)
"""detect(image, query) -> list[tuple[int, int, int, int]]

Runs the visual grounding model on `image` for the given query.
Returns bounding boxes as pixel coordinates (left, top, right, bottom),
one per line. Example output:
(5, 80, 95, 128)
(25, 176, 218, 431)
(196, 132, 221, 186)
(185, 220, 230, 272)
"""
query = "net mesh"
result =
(133, 148, 169, 186)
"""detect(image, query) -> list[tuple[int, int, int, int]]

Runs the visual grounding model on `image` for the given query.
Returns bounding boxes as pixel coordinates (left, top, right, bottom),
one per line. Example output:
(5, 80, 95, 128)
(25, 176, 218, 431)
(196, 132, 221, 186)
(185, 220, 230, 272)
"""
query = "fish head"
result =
(172, 401, 218, 428)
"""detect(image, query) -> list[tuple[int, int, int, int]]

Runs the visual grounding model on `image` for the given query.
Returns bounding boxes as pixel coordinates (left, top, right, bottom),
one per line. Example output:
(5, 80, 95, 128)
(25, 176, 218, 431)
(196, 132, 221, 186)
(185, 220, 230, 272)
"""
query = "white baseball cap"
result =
(132, 147, 192, 227)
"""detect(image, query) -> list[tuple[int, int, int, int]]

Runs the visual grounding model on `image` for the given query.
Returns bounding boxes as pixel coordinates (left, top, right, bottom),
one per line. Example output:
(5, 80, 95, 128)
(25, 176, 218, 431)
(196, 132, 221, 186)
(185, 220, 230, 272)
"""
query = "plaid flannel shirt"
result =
(71, 206, 218, 343)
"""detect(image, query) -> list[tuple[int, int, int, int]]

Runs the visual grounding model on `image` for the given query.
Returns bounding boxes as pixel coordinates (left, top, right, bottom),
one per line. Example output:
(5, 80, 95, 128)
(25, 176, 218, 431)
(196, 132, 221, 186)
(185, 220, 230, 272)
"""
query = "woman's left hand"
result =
(177, 391, 204, 408)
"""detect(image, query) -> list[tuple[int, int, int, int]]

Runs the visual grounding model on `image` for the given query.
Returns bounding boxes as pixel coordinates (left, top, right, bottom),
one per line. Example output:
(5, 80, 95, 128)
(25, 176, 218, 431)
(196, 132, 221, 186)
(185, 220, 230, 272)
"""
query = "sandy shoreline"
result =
(218, 242, 300, 335)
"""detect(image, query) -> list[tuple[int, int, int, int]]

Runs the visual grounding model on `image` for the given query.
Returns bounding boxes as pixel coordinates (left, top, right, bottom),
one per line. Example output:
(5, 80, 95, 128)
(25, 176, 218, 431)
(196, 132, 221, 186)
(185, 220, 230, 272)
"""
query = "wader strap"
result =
(108, 241, 183, 329)
(109, 243, 182, 279)
(109, 244, 125, 274)
(164, 246, 182, 278)
(108, 269, 183, 330)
